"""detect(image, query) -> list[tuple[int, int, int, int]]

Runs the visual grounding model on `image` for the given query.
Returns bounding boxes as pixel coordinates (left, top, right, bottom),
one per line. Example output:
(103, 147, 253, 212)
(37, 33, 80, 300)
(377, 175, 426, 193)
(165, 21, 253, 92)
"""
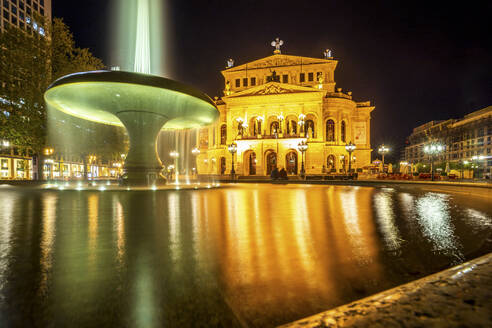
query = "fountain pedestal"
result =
(116, 111, 168, 186)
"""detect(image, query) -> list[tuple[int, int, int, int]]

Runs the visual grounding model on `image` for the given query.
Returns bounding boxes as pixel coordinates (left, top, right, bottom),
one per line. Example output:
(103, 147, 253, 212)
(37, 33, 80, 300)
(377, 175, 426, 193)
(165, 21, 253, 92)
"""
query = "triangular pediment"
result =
(223, 54, 335, 73)
(226, 82, 322, 98)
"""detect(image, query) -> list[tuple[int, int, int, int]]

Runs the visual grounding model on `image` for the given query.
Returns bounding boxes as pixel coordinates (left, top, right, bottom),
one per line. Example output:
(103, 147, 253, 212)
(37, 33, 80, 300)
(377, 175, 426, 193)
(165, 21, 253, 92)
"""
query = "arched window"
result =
(326, 120, 335, 141)
(305, 119, 315, 138)
(270, 121, 279, 135)
(341, 121, 346, 143)
(220, 124, 227, 145)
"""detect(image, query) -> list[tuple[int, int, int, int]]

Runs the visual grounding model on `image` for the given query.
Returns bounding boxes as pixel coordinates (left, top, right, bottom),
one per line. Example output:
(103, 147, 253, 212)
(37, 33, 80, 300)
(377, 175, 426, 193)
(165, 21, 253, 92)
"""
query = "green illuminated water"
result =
(113, 0, 169, 76)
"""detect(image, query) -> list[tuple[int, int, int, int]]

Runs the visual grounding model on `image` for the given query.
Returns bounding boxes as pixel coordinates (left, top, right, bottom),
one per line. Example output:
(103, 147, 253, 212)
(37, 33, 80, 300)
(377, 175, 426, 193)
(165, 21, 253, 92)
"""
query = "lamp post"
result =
(43, 147, 55, 180)
(191, 147, 200, 177)
(170, 151, 179, 182)
(471, 155, 484, 179)
(298, 140, 308, 179)
(345, 141, 356, 175)
(378, 144, 390, 173)
(423, 143, 443, 181)
(228, 142, 237, 179)
(298, 113, 306, 136)
(277, 113, 284, 135)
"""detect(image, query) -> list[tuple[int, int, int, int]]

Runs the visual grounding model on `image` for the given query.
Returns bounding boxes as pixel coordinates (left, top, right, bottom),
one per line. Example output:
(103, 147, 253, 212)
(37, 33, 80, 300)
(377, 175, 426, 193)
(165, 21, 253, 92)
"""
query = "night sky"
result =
(53, 0, 492, 161)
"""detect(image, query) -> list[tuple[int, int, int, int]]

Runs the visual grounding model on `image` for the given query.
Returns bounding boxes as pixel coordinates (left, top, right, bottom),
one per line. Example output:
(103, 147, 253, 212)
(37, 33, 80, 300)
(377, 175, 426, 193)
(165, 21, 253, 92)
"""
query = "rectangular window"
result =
(308, 72, 314, 81)
(243, 78, 248, 87)
(235, 79, 240, 88)
(250, 77, 256, 86)
(300, 73, 305, 83)
(3, 10, 8, 20)
(11, 6, 16, 15)
(11, 16, 16, 24)
(3, 1, 8, 9)
(282, 74, 288, 83)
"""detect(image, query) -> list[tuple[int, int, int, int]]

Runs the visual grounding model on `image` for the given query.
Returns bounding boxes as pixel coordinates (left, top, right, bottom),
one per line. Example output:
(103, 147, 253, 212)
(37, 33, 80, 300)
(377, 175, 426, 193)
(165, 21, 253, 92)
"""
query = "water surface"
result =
(0, 183, 490, 327)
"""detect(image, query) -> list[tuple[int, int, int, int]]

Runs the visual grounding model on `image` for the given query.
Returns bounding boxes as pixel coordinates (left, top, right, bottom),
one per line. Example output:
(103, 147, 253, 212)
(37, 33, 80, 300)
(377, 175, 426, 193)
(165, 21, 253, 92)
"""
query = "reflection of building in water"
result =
(197, 44, 375, 176)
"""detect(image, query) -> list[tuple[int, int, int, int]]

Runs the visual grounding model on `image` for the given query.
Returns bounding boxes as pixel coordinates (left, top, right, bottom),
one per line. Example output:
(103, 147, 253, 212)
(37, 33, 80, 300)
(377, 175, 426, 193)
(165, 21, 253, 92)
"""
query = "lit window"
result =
(33, 21, 37, 30)
(26, 16, 31, 24)
(39, 27, 45, 36)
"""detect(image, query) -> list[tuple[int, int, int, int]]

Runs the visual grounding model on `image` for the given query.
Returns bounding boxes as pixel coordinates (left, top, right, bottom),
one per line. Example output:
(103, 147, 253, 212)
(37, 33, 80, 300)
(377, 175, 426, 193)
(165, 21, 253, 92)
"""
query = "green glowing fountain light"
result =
(45, 71, 219, 185)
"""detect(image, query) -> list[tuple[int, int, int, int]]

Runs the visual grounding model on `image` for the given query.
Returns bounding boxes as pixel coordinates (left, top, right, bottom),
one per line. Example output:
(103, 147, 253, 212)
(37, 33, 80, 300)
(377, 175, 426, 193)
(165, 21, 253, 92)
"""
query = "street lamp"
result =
(298, 113, 306, 135)
(378, 144, 390, 173)
(170, 151, 179, 182)
(228, 142, 237, 179)
(471, 155, 484, 179)
(277, 113, 284, 135)
(345, 141, 356, 175)
(297, 140, 308, 179)
(88, 155, 97, 180)
(423, 143, 444, 181)
(192, 147, 200, 177)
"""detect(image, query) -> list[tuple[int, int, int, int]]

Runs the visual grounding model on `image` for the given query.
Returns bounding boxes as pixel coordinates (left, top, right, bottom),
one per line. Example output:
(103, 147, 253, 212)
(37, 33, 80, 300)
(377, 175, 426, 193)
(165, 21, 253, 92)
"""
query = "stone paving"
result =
(280, 253, 492, 328)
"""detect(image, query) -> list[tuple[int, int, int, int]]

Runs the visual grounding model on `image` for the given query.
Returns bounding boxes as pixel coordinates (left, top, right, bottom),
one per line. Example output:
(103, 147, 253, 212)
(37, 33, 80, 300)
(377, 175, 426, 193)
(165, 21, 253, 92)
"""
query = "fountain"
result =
(45, 71, 218, 186)
(44, 0, 218, 186)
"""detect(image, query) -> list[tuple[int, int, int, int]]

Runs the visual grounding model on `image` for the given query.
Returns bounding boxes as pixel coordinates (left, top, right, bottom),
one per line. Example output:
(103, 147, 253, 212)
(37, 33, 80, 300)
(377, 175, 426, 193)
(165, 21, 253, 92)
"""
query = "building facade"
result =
(196, 48, 374, 177)
(1, 0, 51, 33)
(404, 106, 492, 176)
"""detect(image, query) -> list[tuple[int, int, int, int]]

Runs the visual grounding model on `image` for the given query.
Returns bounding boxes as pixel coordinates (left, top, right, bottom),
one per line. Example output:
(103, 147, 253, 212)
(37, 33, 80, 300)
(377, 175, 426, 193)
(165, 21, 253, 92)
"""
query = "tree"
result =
(0, 17, 120, 179)
(0, 17, 104, 156)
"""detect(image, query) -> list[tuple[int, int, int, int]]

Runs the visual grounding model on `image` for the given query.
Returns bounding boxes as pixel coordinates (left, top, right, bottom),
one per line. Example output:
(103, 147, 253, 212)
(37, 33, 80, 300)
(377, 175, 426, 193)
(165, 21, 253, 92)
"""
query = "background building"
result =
(1, 0, 51, 33)
(196, 47, 374, 177)
(404, 106, 492, 177)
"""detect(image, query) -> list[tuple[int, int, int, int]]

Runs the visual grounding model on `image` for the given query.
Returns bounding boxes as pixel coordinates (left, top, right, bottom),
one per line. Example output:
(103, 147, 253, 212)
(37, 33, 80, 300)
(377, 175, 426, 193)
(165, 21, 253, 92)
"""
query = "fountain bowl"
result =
(44, 71, 219, 186)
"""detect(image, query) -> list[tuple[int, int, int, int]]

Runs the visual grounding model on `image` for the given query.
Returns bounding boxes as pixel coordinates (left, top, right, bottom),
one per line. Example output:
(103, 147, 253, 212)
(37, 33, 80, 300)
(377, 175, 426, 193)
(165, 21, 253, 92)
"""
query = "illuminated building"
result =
(404, 106, 492, 176)
(0, 0, 51, 34)
(196, 43, 374, 176)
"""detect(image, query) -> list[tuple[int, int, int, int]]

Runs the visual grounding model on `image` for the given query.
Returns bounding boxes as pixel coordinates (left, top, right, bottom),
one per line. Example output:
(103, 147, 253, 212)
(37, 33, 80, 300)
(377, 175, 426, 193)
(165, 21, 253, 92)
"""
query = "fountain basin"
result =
(44, 71, 219, 186)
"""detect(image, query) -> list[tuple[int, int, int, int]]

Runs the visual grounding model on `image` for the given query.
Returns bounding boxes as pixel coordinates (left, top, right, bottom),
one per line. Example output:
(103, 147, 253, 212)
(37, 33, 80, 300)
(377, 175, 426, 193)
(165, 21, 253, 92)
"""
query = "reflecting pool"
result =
(0, 184, 490, 327)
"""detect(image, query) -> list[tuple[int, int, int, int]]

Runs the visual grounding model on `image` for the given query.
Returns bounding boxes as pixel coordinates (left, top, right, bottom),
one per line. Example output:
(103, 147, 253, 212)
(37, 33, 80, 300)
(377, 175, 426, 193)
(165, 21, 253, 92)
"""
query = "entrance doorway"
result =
(327, 154, 336, 173)
(220, 157, 226, 175)
(285, 151, 298, 175)
(266, 152, 277, 175)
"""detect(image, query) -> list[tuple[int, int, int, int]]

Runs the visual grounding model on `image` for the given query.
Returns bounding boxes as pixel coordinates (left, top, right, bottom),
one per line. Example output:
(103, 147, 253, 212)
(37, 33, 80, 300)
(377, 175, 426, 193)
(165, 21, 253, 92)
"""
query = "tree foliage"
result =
(0, 17, 115, 158)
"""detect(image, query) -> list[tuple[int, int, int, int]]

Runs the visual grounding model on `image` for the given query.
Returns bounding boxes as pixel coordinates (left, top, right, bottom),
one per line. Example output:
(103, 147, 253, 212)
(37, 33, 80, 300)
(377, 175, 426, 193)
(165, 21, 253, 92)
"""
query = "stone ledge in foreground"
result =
(279, 252, 492, 328)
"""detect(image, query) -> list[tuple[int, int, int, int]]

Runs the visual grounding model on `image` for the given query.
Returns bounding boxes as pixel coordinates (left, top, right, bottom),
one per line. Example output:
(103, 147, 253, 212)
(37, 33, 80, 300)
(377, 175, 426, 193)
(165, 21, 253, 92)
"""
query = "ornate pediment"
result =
(226, 82, 321, 98)
(223, 54, 335, 73)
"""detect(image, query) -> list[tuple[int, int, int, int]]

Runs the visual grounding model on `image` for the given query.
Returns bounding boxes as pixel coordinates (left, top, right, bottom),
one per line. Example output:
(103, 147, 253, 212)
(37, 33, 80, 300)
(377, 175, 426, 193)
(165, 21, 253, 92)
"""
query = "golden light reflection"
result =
(88, 194, 99, 265)
(415, 193, 463, 260)
(0, 192, 16, 291)
(374, 189, 402, 252)
(114, 198, 126, 265)
(40, 193, 57, 294)
(168, 192, 181, 264)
